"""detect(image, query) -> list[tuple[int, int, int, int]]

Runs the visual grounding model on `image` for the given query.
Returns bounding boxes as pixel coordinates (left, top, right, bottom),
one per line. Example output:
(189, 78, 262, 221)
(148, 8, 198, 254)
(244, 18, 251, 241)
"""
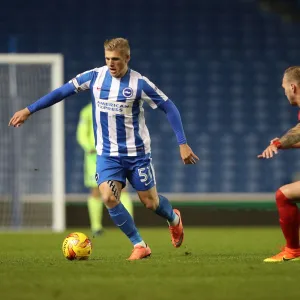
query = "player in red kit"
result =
(258, 66, 300, 262)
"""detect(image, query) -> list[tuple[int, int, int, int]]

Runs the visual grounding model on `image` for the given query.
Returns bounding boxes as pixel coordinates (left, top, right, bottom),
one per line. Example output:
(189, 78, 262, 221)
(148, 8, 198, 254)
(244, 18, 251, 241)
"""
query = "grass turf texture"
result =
(0, 227, 299, 300)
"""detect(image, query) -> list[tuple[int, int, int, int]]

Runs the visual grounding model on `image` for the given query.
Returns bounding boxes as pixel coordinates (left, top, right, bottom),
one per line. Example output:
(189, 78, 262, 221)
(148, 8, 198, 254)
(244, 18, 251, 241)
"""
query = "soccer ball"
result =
(62, 232, 92, 260)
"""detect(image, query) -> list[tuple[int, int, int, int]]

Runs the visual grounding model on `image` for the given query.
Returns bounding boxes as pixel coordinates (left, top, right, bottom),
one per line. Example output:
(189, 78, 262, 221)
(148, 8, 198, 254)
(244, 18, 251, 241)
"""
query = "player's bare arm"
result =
(278, 123, 300, 148)
(270, 134, 300, 149)
(258, 121, 300, 159)
(8, 107, 31, 127)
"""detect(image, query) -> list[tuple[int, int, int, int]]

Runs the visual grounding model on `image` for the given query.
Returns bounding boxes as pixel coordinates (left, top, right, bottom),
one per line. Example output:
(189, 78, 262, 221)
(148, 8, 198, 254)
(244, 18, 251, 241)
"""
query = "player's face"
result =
(105, 50, 130, 78)
(282, 76, 297, 106)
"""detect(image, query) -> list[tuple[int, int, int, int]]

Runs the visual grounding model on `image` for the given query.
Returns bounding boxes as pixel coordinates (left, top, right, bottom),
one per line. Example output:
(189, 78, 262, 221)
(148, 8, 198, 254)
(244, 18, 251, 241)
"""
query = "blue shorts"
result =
(95, 153, 156, 191)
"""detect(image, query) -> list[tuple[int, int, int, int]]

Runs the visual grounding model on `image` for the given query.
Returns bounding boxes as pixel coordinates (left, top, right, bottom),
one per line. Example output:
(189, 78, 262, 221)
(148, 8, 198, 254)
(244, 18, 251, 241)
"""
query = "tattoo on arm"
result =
(279, 123, 300, 148)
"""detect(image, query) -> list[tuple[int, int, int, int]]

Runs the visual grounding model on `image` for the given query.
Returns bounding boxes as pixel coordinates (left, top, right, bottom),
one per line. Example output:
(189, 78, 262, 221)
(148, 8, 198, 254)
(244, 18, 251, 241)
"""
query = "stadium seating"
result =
(2, 0, 300, 192)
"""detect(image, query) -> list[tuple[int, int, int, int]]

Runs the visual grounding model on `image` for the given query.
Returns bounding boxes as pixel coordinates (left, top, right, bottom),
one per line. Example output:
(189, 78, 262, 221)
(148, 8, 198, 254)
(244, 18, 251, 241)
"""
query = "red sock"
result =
(276, 189, 300, 249)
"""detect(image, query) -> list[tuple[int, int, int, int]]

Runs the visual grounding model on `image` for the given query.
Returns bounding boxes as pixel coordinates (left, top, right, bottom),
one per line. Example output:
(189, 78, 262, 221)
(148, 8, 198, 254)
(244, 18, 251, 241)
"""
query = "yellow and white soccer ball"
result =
(62, 232, 92, 260)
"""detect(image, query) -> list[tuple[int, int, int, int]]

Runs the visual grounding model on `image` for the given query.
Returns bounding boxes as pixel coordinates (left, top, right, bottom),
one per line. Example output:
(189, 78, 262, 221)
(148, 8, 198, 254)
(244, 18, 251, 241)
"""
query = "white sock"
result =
(169, 213, 180, 226)
(134, 240, 147, 248)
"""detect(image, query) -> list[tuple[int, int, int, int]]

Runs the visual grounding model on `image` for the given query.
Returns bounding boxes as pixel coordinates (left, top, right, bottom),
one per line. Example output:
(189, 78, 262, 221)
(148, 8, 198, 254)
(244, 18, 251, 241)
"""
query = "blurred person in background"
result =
(258, 66, 300, 262)
(77, 102, 133, 236)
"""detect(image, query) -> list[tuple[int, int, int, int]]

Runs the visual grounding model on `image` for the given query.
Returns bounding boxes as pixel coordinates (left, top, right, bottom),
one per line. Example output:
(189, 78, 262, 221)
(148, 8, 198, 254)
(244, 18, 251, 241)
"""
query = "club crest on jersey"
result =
(122, 87, 133, 98)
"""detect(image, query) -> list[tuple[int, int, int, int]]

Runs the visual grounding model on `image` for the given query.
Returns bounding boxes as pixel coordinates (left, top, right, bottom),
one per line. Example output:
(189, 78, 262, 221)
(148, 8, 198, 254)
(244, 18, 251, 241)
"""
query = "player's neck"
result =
(118, 67, 129, 78)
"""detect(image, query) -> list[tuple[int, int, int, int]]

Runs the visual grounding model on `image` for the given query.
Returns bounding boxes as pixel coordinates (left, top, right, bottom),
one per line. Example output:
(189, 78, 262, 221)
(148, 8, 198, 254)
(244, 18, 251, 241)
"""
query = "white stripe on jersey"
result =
(125, 70, 138, 156)
(124, 119, 136, 156)
(141, 76, 168, 108)
(72, 78, 80, 90)
(107, 77, 121, 155)
(95, 68, 106, 155)
(71, 69, 96, 92)
(95, 107, 103, 154)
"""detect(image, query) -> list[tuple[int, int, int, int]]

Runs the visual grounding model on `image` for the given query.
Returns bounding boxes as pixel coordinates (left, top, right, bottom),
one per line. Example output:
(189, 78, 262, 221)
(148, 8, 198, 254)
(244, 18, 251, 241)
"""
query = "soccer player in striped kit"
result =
(9, 38, 199, 260)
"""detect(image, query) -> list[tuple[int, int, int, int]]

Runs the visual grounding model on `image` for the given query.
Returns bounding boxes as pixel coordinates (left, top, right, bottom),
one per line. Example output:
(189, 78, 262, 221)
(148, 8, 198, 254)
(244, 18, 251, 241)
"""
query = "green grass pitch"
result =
(0, 227, 299, 300)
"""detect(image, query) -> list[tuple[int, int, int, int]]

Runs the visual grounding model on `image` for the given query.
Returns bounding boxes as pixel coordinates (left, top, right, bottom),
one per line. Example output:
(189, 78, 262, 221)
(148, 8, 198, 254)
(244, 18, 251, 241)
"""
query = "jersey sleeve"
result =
(140, 76, 169, 109)
(69, 69, 96, 92)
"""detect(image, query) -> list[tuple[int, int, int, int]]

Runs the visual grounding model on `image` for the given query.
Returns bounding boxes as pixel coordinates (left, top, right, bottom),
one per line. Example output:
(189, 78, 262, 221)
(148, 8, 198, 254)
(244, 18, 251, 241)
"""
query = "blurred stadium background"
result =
(1, 0, 300, 230)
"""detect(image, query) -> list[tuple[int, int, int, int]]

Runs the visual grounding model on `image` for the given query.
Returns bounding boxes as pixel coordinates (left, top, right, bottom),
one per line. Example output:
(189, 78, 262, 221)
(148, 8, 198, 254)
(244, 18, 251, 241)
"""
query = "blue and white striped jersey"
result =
(70, 66, 168, 156)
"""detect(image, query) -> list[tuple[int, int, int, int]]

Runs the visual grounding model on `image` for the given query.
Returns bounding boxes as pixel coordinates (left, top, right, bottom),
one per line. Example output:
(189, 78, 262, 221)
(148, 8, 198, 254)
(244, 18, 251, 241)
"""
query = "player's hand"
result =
(270, 137, 280, 145)
(179, 144, 199, 164)
(8, 108, 31, 127)
(257, 144, 278, 159)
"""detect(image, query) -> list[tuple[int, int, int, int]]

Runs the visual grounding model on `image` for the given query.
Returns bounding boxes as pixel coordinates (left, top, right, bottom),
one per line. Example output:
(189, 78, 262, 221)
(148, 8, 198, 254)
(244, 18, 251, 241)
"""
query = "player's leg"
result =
(84, 153, 103, 236)
(126, 154, 183, 248)
(264, 181, 300, 262)
(137, 186, 183, 248)
(120, 186, 134, 217)
(96, 156, 150, 260)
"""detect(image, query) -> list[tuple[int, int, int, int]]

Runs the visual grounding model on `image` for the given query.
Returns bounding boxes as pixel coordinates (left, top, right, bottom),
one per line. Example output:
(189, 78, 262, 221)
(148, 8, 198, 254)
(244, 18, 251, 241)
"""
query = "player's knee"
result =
(143, 197, 159, 210)
(277, 185, 290, 200)
(101, 194, 118, 206)
(145, 202, 158, 210)
(275, 187, 290, 207)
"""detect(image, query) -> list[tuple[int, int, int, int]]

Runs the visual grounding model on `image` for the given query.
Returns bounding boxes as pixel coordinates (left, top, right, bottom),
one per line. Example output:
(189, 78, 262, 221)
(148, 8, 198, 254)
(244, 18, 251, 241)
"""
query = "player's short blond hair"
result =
(284, 66, 300, 85)
(104, 38, 130, 56)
